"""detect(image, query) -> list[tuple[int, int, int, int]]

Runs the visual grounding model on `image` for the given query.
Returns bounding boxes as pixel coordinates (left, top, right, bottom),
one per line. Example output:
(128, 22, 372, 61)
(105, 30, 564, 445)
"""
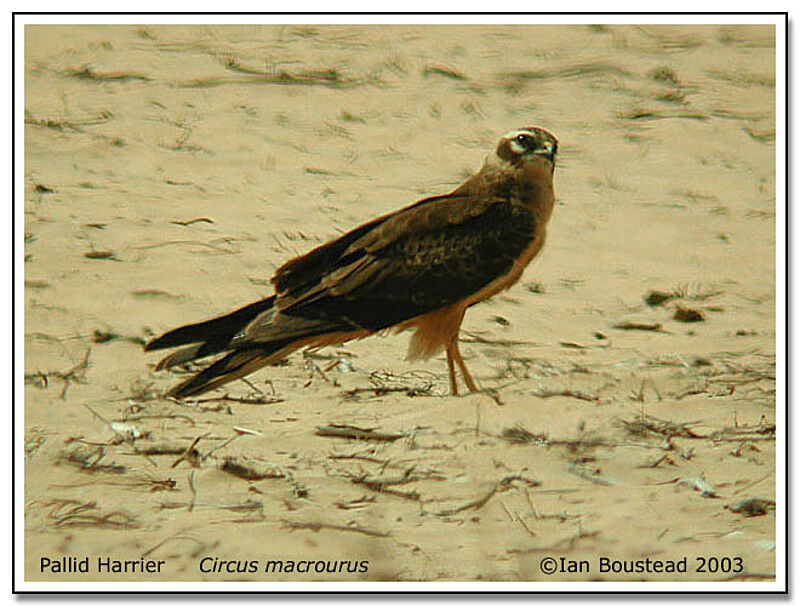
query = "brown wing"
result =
(270, 193, 454, 299)
(243, 195, 537, 338)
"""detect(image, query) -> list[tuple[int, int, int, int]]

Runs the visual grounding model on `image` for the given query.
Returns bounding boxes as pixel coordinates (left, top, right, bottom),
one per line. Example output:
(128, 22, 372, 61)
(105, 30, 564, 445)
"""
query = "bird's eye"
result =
(516, 134, 528, 146)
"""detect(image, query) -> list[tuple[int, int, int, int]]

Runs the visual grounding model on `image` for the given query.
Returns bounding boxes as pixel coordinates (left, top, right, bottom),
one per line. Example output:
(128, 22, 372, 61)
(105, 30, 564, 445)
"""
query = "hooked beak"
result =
(533, 140, 556, 159)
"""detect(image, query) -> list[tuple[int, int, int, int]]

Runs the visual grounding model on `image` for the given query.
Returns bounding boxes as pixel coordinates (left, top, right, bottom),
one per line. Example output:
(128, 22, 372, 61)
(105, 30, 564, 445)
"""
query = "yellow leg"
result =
(452, 338, 480, 393)
(446, 345, 459, 395)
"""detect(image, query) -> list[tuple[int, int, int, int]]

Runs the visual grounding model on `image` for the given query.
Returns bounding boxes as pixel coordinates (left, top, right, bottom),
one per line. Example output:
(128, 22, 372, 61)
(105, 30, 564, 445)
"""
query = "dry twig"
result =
(429, 475, 540, 516)
(316, 424, 408, 442)
(282, 520, 390, 538)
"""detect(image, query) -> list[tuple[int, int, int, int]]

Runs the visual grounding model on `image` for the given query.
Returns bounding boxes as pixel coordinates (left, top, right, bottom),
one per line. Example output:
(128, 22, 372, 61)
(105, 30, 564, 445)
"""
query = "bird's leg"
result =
(452, 338, 480, 393)
(446, 344, 459, 396)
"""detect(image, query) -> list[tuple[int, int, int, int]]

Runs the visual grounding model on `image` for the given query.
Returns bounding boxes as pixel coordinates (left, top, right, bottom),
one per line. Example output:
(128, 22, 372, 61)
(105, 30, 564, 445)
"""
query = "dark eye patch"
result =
(514, 133, 536, 153)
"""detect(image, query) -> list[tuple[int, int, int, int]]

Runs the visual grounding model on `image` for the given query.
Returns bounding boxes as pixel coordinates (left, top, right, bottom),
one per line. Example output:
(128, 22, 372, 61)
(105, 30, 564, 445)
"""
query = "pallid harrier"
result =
(146, 127, 558, 398)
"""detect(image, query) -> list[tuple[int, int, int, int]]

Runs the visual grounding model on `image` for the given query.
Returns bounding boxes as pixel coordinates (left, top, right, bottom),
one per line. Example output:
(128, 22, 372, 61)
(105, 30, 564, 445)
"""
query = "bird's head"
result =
(495, 127, 558, 172)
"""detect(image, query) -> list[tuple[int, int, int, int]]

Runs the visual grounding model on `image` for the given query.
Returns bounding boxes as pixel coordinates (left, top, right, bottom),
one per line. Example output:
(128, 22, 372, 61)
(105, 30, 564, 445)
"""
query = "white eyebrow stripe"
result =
(502, 126, 559, 143)
(503, 129, 535, 140)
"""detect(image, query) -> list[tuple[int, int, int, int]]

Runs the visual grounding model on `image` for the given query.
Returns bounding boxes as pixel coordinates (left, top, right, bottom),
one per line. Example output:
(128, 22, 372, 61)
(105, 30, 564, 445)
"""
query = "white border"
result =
(12, 11, 787, 595)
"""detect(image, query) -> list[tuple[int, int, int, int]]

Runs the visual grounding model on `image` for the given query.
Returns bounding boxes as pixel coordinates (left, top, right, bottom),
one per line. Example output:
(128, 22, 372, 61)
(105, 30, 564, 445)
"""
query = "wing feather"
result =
(271, 196, 536, 332)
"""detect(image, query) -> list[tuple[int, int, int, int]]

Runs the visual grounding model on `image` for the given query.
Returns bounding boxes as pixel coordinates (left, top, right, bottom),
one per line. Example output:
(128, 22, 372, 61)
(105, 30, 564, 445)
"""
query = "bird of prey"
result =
(145, 126, 558, 398)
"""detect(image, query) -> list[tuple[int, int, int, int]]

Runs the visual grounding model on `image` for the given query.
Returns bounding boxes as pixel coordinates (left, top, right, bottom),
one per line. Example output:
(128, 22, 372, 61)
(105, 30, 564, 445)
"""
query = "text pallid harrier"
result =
(146, 127, 558, 398)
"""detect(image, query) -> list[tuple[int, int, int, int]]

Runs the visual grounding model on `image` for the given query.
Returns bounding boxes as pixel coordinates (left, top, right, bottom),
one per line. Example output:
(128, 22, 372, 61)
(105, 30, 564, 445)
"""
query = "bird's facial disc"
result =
(502, 127, 558, 163)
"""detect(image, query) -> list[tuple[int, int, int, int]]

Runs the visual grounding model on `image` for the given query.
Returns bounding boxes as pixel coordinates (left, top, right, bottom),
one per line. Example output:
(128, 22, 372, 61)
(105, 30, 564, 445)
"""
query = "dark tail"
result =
(165, 341, 293, 399)
(146, 295, 347, 398)
(144, 296, 275, 369)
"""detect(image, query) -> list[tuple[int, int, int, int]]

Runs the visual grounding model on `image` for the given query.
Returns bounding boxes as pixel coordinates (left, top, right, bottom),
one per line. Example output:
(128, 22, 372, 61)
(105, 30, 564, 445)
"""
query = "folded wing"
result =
(243, 195, 537, 341)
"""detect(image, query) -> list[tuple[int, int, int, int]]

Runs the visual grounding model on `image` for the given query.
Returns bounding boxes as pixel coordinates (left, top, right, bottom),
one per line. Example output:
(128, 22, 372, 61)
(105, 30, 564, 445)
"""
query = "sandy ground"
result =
(23, 24, 777, 583)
